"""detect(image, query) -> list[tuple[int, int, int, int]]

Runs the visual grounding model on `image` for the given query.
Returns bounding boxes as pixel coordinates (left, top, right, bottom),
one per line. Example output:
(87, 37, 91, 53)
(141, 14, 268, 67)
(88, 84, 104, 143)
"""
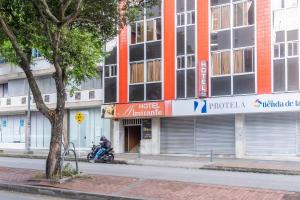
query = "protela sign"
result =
(197, 61, 208, 98)
(115, 101, 172, 118)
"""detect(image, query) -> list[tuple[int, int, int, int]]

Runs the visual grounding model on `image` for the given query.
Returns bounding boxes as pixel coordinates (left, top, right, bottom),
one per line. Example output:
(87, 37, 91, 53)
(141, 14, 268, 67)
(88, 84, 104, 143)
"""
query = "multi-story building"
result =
(0, 47, 113, 151)
(103, 0, 300, 159)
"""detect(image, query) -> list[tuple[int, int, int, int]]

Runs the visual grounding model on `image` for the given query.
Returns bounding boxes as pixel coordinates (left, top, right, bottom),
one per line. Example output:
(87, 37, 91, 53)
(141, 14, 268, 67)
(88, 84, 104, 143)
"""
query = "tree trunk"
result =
(46, 112, 64, 179)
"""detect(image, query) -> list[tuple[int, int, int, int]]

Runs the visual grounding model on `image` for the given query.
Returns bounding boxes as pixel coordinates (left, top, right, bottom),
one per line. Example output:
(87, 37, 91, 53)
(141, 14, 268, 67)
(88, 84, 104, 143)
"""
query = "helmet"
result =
(100, 136, 106, 141)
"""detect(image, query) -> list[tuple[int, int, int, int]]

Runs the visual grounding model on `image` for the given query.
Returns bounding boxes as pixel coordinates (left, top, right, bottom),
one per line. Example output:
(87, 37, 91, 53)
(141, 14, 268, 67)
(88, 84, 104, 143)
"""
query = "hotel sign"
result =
(114, 101, 172, 118)
(198, 61, 208, 98)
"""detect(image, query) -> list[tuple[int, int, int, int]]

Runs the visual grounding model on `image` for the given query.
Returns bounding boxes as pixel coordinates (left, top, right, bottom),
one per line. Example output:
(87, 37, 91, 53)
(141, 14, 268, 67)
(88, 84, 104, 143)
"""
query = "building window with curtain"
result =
(129, 0, 162, 102)
(272, 0, 299, 92)
(176, 0, 196, 99)
(210, 0, 255, 96)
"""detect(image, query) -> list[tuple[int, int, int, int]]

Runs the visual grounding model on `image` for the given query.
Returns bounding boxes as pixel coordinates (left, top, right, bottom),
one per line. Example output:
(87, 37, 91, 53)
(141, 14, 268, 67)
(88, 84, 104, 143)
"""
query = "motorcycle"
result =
(87, 143, 114, 163)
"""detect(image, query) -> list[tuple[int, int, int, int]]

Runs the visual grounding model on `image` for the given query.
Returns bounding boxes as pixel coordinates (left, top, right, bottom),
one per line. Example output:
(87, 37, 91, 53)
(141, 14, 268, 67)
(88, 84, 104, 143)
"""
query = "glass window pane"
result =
(234, 3, 243, 27)
(130, 63, 144, 83)
(104, 78, 117, 103)
(147, 60, 161, 82)
(186, 26, 195, 54)
(287, 30, 298, 41)
(288, 43, 293, 56)
(146, 83, 162, 100)
(294, 42, 298, 55)
(177, 27, 185, 55)
(212, 53, 221, 75)
(234, 50, 243, 73)
(221, 51, 231, 74)
(137, 22, 144, 43)
(211, 76, 231, 96)
(212, 7, 220, 30)
(274, 45, 279, 58)
(129, 84, 144, 102)
(187, 55, 195, 68)
(233, 26, 255, 48)
(273, 59, 285, 92)
(177, 70, 185, 98)
(246, 1, 254, 25)
(211, 0, 231, 6)
(146, 2, 161, 19)
(221, 5, 230, 28)
(130, 44, 144, 62)
(276, 31, 285, 43)
(177, 56, 185, 69)
(187, 69, 196, 97)
(146, 41, 162, 59)
(280, 43, 285, 57)
(244, 48, 254, 72)
(105, 66, 110, 77)
(147, 20, 154, 41)
(131, 23, 136, 44)
(233, 74, 255, 94)
(213, 30, 231, 50)
(156, 18, 162, 40)
(187, 0, 195, 11)
(177, 0, 185, 13)
(288, 57, 299, 91)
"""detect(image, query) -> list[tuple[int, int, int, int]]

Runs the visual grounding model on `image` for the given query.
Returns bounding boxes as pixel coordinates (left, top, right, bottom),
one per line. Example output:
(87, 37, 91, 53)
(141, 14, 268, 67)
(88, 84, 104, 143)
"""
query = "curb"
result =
(0, 154, 127, 165)
(200, 166, 300, 176)
(0, 182, 141, 200)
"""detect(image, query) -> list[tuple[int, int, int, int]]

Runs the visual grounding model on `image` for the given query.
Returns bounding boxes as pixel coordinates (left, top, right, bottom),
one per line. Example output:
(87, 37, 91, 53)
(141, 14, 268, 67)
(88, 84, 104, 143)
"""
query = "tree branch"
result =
(62, 0, 82, 25)
(35, 0, 60, 23)
(60, 0, 72, 19)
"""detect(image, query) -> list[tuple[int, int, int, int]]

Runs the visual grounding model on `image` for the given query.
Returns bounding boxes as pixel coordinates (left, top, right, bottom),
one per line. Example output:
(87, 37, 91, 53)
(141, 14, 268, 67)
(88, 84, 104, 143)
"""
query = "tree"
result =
(0, 0, 156, 179)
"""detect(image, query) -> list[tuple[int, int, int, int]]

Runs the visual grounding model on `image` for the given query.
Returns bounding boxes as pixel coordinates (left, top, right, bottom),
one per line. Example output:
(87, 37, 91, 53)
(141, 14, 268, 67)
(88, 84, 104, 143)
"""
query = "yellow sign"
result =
(75, 112, 85, 124)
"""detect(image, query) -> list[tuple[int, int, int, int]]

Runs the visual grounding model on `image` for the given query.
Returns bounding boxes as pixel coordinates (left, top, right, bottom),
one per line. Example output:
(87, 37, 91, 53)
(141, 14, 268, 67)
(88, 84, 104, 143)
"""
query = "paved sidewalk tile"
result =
(0, 167, 299, 200)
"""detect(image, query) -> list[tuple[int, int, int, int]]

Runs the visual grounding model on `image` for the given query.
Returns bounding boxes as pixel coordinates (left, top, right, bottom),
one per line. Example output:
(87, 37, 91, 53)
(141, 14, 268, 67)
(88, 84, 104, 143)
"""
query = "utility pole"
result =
(26, 86, 32, 154)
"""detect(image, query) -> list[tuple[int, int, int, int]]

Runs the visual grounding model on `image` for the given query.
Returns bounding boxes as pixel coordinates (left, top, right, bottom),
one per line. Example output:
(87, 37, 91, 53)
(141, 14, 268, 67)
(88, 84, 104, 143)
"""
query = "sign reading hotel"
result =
(172, 93, 300, 116)
(115, 101, 172, 118)
(198, 61, 208, 98)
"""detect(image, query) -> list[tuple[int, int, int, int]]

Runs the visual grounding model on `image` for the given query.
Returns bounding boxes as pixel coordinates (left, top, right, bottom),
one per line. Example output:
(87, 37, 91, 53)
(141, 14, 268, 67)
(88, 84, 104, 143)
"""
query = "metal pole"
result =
(210, 150, 213, 163)
(26, 87, 31, 154)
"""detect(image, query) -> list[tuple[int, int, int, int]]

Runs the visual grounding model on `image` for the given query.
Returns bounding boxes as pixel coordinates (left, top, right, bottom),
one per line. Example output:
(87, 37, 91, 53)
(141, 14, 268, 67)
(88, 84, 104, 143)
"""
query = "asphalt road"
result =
(0, 190, 68, 200)
(0, 157, 300, 192)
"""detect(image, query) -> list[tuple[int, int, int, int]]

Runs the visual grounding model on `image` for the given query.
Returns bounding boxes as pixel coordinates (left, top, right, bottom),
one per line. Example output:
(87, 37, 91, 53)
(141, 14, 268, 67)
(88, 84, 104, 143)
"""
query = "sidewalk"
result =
(0, 167, 299, 200)
(2, 149, 300, 175)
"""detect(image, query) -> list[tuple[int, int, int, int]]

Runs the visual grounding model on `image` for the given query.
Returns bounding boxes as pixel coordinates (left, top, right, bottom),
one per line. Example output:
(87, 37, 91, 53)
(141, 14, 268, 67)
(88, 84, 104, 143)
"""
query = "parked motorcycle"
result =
(87, 143, 114, 163)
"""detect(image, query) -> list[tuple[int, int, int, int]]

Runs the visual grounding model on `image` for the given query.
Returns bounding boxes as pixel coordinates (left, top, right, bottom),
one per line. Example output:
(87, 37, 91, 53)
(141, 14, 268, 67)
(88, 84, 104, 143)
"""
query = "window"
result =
(233, 1, 254, 27)
(130, 63, 144, 83)
(32, 49, 42, 59)
(176, 0, 196, 98)
(272, 1, 299, 92)
(210, 0, 256, 96)
(234, 48, 254, 73)
(0, 83, 8, 98)
(129, 0, 162, 101)
(212, 5, 230, 31)
(104, 38, 118, 103)
(147, 60, 161, 82)
(212, 51, 231, 75)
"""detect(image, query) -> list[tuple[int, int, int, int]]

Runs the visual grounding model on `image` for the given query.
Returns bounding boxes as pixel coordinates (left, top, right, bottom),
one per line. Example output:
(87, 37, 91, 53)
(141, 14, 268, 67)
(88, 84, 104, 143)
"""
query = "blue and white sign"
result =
(172, 93, 300, 116)
(20, 119, 25, 127)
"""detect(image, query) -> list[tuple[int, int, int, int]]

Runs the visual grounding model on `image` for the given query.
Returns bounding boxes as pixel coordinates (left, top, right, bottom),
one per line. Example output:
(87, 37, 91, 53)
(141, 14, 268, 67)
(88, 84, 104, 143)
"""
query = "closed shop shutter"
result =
(195, 115, 235, 155)
(245, 113, 297, 156)
(161, 117, 195, 154)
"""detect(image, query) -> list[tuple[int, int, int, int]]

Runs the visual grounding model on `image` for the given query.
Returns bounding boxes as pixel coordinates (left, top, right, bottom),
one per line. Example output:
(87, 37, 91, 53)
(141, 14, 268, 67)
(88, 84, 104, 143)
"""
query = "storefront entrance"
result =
(124, 126, 141, 153)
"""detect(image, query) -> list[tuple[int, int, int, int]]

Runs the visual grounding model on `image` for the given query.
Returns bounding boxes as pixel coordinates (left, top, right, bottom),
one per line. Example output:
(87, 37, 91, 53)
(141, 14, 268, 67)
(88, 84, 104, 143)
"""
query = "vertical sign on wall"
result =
(142, 119, 152, 139)
(198, 61, 208, 98)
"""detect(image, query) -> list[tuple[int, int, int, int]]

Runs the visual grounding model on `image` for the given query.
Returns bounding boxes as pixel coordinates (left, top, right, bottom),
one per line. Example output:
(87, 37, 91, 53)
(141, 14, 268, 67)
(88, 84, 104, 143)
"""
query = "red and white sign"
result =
(197, 61, 208, 98)
(115, 101, 172, 118)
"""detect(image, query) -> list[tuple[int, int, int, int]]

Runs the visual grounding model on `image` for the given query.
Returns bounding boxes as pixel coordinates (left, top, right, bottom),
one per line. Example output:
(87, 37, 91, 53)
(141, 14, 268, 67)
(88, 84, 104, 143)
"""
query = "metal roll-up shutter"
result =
(195, 115, 235, 155)
(245, 113, 297, 156)
(161, 117, 195, 154)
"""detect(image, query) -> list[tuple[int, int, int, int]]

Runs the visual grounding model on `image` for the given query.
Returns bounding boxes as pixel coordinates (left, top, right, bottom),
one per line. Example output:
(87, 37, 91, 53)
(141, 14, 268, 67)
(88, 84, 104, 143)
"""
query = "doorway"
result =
(124, 126, 141, 153)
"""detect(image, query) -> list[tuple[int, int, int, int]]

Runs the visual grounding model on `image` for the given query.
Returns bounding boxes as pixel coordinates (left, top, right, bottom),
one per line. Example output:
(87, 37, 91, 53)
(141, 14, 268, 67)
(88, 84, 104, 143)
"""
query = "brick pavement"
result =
(0, 167, 299, 200)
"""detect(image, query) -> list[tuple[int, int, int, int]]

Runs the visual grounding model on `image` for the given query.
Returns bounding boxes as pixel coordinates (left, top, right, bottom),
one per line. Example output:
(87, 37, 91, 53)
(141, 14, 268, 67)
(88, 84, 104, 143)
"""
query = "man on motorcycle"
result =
(93, 136, 111, 161)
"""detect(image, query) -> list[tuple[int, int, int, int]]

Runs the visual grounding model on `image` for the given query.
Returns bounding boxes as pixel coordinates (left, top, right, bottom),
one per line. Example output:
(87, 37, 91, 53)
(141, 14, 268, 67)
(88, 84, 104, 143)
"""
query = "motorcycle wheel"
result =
(107, 153, 114, 163)
(87, 153, 93, 162)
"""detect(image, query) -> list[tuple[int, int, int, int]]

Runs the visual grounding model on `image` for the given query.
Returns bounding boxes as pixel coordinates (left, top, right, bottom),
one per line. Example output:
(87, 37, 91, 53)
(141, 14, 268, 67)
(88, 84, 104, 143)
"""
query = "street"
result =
(0, 157, 300, 192)
(0, 190, 68, 200)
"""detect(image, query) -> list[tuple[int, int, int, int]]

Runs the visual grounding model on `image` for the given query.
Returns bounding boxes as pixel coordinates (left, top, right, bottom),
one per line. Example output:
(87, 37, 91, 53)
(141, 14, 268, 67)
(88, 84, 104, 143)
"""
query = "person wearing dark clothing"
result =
(94, 136, 111, 160)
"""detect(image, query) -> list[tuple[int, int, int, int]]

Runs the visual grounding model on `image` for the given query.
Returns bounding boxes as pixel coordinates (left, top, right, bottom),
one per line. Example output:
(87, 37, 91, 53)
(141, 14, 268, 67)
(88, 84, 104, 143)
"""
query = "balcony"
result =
(0, 89, 104, 114)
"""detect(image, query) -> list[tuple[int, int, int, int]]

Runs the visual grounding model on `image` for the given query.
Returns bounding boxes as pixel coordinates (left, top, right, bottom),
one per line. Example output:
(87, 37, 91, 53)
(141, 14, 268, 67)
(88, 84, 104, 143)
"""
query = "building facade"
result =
(103, 0, 300, 159)
(0, 52, 111, 151)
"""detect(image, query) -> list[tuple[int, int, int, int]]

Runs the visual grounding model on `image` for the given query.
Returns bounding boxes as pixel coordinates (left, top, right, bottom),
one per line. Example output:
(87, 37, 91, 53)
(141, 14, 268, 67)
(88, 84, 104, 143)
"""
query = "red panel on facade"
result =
(197, 0, 209, 96)
(164, 0, 175, 100)
(257, 0, 271, 94)
(119, 26, 128, 103)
